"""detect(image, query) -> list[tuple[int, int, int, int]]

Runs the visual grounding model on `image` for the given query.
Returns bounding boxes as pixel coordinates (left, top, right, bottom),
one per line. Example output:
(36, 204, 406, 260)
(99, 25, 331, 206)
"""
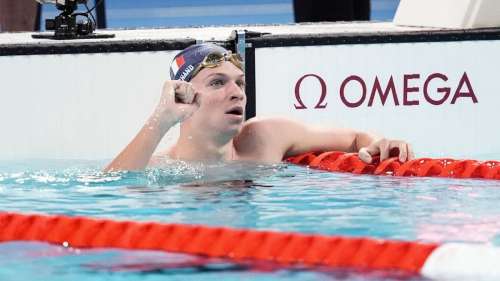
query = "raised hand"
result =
(151, 80, 200, 129)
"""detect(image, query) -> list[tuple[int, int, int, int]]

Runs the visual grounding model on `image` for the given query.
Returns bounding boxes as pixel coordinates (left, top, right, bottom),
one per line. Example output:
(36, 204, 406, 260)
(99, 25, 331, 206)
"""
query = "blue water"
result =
(1, 158, 500, 280)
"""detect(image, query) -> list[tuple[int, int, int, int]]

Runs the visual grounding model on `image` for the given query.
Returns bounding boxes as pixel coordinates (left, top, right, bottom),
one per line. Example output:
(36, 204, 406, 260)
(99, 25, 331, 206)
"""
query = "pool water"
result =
(1, 158, 500, 280)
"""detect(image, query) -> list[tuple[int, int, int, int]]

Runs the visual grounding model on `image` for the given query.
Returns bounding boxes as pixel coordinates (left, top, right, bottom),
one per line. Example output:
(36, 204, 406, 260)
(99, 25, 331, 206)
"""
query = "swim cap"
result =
(169, 43, 229, 82)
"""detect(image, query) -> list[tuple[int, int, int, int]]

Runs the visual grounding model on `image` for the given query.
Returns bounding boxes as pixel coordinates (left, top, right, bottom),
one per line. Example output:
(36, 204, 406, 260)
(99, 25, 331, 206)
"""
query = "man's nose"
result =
(227, 81, 245, 101)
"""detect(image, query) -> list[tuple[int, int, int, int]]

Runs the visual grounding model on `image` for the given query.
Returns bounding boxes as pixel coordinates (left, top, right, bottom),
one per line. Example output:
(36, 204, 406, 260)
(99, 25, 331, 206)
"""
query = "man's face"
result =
(188, 61, 246, 136)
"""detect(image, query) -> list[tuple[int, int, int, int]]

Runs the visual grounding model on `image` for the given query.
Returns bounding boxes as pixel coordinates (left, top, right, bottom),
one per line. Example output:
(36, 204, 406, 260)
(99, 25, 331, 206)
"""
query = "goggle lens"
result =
(192, 52, 244, 78)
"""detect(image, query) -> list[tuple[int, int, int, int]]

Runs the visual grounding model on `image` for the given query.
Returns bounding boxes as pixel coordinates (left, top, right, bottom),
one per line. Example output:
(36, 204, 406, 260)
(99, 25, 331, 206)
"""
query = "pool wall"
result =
(0, 23, 499, 160)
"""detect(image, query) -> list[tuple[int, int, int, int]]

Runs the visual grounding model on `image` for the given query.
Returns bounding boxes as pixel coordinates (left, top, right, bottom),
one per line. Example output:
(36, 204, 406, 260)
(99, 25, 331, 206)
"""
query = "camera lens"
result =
(45, 19, 56, 30)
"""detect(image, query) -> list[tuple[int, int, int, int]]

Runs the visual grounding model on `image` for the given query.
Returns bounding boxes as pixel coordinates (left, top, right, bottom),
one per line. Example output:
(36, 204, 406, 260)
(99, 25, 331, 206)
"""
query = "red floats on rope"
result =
(286, 151, 500, 180)
(0, 212, 437, 273)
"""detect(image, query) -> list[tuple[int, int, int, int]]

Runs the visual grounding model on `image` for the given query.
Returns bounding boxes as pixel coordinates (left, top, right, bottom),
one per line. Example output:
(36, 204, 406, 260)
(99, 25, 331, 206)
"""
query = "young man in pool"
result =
(105, 43, 414, 171)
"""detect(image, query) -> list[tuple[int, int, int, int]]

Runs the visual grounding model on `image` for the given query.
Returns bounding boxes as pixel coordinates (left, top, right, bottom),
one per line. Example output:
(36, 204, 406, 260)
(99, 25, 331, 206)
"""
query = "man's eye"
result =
(237, 80, 246, 88)
(209, 79, 224, 87)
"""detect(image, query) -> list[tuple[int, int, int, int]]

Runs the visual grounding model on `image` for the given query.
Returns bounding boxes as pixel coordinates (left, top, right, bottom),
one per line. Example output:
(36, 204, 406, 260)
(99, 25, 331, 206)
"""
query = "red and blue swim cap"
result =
(169, 43, 229, 82)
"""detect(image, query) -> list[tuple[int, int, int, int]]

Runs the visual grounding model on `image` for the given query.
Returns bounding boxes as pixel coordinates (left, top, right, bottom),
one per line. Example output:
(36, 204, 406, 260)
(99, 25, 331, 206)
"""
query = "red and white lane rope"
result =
(0, 212, 499, 280)
(286, 151, 500, 180)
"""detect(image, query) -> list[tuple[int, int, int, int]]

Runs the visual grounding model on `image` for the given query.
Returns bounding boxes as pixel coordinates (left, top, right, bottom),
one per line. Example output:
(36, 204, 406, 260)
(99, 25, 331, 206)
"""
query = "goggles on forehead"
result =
(191, 51, 244, 79)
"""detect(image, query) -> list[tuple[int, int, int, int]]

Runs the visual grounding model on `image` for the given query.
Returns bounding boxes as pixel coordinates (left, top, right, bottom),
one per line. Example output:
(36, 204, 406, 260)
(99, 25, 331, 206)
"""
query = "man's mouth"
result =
(225, 106, 244, 116)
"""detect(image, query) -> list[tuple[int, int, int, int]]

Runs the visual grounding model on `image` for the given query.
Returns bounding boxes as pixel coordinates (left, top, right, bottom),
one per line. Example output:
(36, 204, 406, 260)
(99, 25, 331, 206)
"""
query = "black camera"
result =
(46, 0, 93, 38)
(33, 0, 114, 40)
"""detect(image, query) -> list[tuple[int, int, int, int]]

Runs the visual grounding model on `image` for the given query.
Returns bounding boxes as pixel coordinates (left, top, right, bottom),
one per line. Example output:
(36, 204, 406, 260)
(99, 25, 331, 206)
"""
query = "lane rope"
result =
(286, 151, 500, 180)
(0, 212, 434, 271)
(1, 212, 500, 279)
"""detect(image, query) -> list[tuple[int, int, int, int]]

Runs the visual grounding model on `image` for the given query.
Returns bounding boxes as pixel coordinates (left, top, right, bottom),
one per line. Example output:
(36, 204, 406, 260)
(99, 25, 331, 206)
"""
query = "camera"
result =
(33, 0, 114, 40)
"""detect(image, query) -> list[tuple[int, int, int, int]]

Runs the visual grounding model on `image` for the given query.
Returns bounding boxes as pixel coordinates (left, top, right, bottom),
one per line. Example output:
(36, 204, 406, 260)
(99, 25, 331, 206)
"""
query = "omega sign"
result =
(294, 72, 478, 109)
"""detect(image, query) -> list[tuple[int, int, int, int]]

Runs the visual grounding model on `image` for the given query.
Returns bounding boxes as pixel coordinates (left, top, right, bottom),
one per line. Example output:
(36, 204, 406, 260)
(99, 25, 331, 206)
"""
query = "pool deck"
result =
(0, 22, 443, 46)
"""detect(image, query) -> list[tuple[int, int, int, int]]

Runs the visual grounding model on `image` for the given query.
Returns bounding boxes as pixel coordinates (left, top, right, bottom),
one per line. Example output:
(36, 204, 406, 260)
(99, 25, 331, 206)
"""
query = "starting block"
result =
(394, 0, 500, 28)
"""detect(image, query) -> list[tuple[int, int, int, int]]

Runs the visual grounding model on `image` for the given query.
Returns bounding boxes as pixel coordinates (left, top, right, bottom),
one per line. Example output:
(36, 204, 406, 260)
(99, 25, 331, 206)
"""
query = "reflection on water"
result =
(146, 158, 287, 186)
(0, 241, 425, 281)
(0, 159, 500, 280)
(0, 159, 500, 242)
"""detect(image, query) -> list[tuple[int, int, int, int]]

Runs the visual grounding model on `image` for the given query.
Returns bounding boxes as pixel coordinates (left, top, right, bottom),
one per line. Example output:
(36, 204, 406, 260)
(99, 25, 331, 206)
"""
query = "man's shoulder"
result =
(235, 117, 293, 145)
(234, 117, 297, 158)
(241, 116, 294, 131)
(236, 116, 302, 145)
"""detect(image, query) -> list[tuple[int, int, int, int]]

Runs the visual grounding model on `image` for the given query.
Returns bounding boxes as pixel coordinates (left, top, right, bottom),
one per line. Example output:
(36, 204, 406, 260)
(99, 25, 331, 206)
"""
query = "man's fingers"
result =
(359, 139, 414, 164)
(179, 83, 195, 103)
(192, 92, 201, 106)
(186, 85, 196, 104)
(379, 139, 390, 161)
(162, 81, 176, 104)
(363, 141, 380, 157)
(358, 147, 373, 164)
(408, 144, 415, 160)
(162, 80, 193, 104)
(398, 142, 408, 162)
(358, 140, 382, 164)
(175, 82, 196, 104)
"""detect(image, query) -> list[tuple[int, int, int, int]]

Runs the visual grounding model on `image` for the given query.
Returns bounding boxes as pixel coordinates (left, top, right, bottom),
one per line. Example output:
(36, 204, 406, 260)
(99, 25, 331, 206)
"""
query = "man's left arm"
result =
(260, 117, 414, 163)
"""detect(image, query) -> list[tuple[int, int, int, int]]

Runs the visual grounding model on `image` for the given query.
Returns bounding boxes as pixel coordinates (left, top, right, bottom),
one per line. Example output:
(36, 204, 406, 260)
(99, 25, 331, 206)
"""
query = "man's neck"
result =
(171, 127, 235, 162)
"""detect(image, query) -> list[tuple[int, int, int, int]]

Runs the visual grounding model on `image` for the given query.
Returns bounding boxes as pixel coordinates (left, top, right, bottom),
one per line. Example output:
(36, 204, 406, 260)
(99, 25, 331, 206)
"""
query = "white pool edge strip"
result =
(421, 243, 500, 280)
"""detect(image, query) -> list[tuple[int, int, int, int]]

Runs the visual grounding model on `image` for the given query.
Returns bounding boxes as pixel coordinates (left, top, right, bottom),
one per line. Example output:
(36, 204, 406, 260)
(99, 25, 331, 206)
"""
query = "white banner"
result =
(255, 40, 500, 159)
(0, 51, 179, 160)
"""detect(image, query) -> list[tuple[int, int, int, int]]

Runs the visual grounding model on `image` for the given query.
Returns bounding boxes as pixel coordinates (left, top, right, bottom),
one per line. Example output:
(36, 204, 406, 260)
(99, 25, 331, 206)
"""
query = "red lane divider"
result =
(286, 151, 500, 180)
(0, 212, 437, 273)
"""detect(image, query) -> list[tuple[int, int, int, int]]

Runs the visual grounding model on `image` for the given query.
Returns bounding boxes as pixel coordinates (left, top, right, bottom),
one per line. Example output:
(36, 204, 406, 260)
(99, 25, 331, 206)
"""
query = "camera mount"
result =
(32, 0, 114, 40)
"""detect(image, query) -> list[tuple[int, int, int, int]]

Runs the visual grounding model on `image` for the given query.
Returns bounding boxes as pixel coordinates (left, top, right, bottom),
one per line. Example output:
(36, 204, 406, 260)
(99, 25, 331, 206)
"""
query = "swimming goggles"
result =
(191, 51, 244, 78)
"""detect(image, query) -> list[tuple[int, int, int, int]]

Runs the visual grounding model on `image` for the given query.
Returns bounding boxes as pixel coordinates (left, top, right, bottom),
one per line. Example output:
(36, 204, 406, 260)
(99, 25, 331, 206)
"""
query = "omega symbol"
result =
(294, 74, 328, 109)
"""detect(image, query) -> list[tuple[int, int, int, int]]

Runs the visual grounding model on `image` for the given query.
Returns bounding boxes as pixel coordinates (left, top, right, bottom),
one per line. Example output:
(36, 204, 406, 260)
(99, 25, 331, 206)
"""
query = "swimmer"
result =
(105, 43, 414, 171)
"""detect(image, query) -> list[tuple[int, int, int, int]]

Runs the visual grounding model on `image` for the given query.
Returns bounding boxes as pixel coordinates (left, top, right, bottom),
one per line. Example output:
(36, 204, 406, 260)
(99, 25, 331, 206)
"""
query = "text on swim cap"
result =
(179, 65, 195, 81)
